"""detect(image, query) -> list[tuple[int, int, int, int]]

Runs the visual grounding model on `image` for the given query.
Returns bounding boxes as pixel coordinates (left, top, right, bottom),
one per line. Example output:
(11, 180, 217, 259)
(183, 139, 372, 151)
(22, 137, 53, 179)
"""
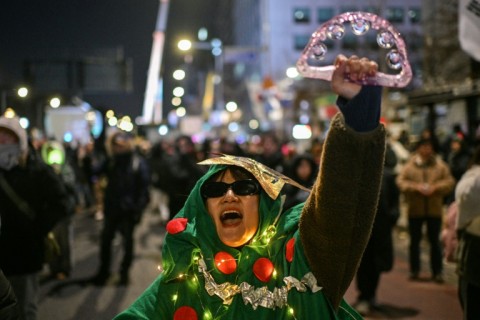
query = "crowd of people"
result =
(1, 75, 480, 320)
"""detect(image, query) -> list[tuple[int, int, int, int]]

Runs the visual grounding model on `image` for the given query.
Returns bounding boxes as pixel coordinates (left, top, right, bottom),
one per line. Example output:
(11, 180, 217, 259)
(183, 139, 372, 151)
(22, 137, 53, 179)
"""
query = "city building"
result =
(221, 0, 425, 141)
(226, 0, 478, 144)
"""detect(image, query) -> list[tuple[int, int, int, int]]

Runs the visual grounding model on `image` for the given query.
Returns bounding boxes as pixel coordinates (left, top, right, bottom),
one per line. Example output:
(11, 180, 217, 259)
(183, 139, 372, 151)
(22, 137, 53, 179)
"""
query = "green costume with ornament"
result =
(115, 86, 386, 320)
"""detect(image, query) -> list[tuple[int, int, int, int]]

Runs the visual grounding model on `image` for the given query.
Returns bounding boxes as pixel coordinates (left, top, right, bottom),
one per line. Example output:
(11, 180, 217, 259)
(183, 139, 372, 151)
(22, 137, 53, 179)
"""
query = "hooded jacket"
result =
(115, 88, 386, 320)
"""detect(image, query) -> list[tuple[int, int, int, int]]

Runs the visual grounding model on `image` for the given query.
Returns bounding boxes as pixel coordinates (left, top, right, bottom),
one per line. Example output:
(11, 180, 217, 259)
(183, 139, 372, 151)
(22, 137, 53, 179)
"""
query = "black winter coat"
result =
(0, 269, 21, 319)
(0, 154, 72, 276)
(364, 145, 400, 273)
(103, 152, 150, 220)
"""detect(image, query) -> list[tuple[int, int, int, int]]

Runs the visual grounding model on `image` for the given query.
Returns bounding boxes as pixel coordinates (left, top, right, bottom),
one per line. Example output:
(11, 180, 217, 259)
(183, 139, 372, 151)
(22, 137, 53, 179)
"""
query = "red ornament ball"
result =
(173, 306, 197, 320)
(253, 257, 274, 283)
(214, 251, 237, 274)
(166, 218, 188, 234)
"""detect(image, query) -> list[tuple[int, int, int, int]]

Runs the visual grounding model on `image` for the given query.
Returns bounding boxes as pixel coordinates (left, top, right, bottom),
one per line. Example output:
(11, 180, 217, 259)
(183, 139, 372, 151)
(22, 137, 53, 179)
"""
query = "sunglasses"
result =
(201, 179, 260, 198)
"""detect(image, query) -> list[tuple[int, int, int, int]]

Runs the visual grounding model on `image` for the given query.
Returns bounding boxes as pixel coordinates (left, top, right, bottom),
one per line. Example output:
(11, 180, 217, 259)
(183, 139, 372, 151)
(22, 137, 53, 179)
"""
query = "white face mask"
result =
(0, 144, 21, 170)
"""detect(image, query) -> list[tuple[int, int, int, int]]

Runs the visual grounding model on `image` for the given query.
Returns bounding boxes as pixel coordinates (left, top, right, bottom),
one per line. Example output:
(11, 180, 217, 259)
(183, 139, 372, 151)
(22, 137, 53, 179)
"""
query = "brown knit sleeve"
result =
(299, 113, 386, 310)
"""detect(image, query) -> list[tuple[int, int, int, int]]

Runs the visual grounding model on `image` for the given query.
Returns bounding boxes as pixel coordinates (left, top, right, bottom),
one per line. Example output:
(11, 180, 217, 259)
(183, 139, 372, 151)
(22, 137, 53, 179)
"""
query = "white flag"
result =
(459, 0, 480, 61)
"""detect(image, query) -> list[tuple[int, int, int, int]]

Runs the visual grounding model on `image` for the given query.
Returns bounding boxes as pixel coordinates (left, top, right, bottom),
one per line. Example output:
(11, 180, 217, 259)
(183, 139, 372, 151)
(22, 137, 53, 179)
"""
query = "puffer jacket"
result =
(396, 154, 455, 218)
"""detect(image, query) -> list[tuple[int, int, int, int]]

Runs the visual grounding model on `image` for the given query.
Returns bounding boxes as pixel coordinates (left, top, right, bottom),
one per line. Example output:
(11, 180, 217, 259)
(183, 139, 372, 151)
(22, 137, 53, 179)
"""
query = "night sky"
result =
(0, 0, 221, 119)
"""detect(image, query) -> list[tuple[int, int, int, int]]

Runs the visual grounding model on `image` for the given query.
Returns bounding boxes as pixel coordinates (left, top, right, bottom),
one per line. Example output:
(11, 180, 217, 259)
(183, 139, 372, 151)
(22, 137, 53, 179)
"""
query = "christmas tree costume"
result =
(115, 86, 386, 319)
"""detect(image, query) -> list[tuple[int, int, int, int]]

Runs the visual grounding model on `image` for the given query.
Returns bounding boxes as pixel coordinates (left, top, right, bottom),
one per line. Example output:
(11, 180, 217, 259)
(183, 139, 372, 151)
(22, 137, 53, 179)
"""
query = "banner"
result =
(459, 0, 480, 61)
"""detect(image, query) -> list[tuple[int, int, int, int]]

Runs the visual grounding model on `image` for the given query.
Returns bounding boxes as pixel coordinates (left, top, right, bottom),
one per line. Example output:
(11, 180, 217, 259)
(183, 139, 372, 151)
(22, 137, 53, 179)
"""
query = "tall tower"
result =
(142, 0, 170, 124)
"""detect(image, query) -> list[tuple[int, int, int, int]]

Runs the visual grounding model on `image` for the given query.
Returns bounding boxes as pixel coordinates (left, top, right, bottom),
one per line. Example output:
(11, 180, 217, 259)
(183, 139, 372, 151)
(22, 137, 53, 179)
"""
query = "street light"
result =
(17, 87, 29, 98)
(172, 69, 186, 80)
(177, 38, 224, 111)
(225, 101, 238, 112)
(177, 39, 193, 51)
(172, 86, 185, 98)
(171, 97, 182, 107)
(1, 86, 29, 113)
(49, 97, 61, 108)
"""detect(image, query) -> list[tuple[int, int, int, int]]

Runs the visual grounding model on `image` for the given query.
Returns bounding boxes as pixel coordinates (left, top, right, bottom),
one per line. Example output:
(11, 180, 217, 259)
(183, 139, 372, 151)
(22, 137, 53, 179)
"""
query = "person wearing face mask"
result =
(114, 55, 386, 320)
(0, 116, 71, 320)
(90, 131, 151, 286)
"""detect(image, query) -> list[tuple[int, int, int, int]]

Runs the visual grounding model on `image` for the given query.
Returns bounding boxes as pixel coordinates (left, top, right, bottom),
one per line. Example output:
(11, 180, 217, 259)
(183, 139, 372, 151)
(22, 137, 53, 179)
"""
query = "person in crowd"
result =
(388, 131, 410, 174)
(90, 137, 109, 221)
(164, 135, 206, 220)
(309, 137, 325, 167)
(396, 138, 455, 283)
(283, 153, 318, 211)
(353, 142, 400, 315)
(40, 140, 78, 280)
(201, 137, 246, 160)
(397, 129, 411, 151)
(418, 127, 442, 154)
(0, 116, 72, 320)
(72, 137, 97, 214)
(219, 137, 246, 157)
(455, 146, 480, 320)
(114, 54, 386, 319)
(148, 139, 174, 224)
(441, 123, 469, 158)
(254, 131, 286, 174)
(447, 137, 471, 181)
(445, 136, 471, 204)
(91, 131, 150, 286)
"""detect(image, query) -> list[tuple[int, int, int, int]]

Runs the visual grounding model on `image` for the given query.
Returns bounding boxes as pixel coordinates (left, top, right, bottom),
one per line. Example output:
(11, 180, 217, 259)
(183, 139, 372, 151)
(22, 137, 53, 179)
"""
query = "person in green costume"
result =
(115, 54, 386, 320)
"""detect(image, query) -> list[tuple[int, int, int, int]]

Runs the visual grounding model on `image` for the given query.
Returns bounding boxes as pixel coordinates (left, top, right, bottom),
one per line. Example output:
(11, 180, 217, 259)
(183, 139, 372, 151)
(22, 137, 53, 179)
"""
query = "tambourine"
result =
(296, 11, 412, 88)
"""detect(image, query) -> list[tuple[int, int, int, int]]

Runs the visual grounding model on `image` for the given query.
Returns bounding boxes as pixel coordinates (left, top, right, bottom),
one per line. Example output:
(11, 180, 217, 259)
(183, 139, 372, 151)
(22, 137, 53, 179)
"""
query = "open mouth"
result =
(220, 211, 243, 226)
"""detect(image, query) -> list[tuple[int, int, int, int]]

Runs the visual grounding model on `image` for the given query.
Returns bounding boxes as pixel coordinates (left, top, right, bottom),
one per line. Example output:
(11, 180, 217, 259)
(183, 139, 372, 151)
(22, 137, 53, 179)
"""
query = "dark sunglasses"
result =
(201, 179, 260, 198)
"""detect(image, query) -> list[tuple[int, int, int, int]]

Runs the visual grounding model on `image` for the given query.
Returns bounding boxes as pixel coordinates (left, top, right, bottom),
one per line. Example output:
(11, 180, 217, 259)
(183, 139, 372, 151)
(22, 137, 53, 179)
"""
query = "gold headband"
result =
(198, 154, 310, 200)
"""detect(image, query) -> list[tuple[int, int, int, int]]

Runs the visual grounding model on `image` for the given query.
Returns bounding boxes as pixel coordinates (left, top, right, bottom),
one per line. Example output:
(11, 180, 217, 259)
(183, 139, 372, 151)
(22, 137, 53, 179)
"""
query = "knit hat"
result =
(0, 116, 28, 155)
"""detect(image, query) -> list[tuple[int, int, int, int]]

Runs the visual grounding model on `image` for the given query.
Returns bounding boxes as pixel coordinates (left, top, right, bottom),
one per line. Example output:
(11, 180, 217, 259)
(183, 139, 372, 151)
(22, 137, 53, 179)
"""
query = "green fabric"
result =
(114, 161, 362, 320)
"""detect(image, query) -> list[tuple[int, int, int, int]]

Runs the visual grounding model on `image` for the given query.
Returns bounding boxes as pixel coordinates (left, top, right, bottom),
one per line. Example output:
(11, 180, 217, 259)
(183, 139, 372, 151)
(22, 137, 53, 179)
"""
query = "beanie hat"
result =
(0, 116, 28, 155)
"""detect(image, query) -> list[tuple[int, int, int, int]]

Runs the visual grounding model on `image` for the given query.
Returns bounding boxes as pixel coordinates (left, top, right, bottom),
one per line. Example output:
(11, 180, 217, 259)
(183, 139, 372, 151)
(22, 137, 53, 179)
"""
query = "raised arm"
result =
(299, 55, 386, 310)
